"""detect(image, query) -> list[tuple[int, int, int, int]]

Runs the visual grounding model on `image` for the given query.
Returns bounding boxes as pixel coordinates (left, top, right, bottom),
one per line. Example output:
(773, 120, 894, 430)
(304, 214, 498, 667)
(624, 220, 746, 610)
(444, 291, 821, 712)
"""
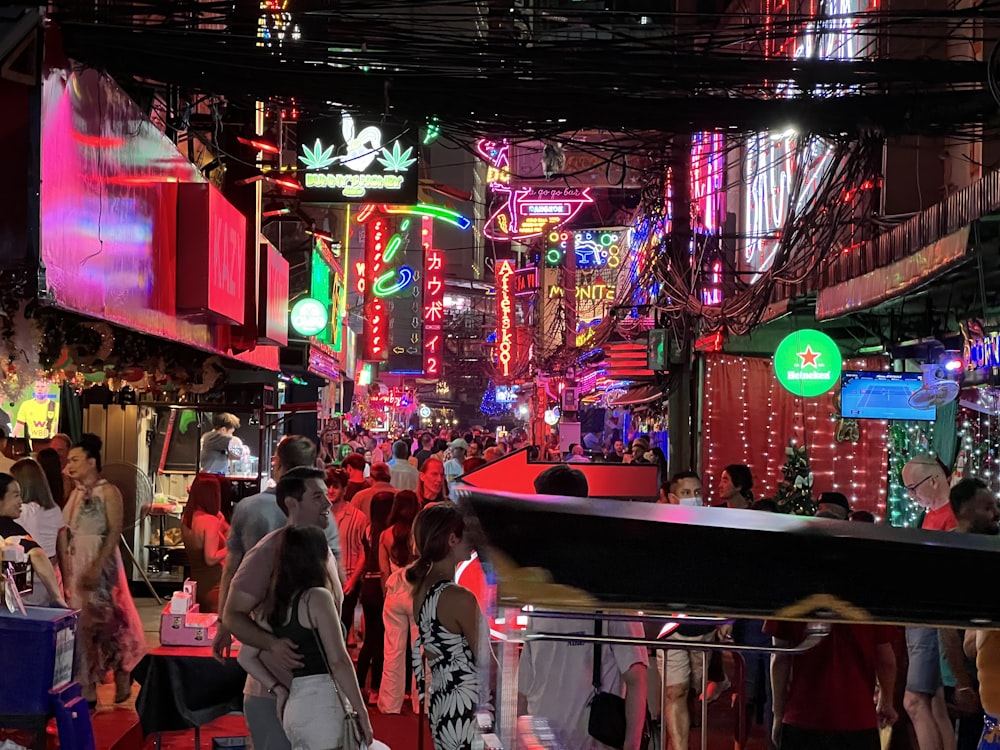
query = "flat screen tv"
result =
(840, 371, 936, 421)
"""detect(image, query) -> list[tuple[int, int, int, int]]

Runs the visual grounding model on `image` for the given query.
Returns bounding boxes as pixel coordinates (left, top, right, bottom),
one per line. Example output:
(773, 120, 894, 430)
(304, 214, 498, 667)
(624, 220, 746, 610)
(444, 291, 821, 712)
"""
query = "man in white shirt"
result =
(517, 465, 648, 750)
(388, 440, 419, 491)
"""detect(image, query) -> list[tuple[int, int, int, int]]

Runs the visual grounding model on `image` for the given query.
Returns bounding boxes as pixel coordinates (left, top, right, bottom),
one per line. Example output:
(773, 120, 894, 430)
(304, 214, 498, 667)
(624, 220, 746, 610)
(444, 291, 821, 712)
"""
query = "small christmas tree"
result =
(772, 440, 816, 516)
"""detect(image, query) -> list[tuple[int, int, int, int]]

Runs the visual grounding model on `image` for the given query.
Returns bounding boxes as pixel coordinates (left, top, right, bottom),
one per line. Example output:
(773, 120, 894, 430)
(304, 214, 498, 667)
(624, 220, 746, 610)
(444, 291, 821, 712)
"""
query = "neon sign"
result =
(364, 217, 388, 360)
(373, 266, 414, 297)
(289, 298, 328, 337)
(423, 232, 445, 379)
(691, 132, 726, 234)
(496, 259, 516, 380)
(484, 186, 594, 242)
(370, 390, 412, 410)
(385, 217, 423, 374)
(548, 283, 615, 301)
(539, 230, 627, 269)
(744, 0, 876, 280)
(297, 113, 418, 203)
(354, 262, 365, 294)
(475, 138, 510, 186)
(357, 203, 472, 231)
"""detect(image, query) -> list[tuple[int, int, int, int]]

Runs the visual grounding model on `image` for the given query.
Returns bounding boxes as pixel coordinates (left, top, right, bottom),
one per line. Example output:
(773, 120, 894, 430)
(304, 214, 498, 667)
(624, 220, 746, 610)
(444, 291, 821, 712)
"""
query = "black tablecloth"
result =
(133, 646, 246, 735)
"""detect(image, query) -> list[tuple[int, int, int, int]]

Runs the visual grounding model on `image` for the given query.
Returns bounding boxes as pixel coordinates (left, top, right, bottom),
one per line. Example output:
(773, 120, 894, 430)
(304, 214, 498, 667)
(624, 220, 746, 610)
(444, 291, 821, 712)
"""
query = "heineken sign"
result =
(773, 329, 842, 397)
(297, 113, 419, 204)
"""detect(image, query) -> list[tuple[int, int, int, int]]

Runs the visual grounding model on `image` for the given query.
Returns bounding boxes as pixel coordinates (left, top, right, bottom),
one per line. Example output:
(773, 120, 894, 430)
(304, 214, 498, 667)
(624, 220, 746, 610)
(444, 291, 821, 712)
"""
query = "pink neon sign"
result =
(423, 216, 445, 380)
(495, 259, 516, 380)
(483, 185, 594, 242)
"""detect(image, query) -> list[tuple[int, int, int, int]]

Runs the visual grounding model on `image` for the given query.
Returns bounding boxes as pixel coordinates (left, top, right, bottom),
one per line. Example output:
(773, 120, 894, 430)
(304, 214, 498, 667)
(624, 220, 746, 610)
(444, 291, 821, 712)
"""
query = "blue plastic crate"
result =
(0, 606, 77, 718)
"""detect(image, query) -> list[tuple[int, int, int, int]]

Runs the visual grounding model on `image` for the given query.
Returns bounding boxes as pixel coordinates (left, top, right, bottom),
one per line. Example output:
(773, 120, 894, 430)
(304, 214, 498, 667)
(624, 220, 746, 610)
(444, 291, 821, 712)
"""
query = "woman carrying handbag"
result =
(238, 525, 374, 750)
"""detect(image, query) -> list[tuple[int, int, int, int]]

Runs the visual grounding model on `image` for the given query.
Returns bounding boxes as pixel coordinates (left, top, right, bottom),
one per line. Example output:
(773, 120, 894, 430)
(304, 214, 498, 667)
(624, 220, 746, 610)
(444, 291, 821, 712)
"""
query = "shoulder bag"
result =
(305, 592, 365, 750)
(587, 618, 651, 750)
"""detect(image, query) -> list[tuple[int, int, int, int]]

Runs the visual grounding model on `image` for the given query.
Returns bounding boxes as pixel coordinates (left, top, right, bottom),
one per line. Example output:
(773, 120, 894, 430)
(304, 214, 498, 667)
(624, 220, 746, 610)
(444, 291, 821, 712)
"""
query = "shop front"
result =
(0, 60, 293, 586)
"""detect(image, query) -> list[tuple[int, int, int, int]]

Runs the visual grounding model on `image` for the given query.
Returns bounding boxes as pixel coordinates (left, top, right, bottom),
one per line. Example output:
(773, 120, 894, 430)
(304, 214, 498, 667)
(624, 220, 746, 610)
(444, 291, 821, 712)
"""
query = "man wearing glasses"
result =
(899, 455, 960, 750)
(902, 455, 958, 531)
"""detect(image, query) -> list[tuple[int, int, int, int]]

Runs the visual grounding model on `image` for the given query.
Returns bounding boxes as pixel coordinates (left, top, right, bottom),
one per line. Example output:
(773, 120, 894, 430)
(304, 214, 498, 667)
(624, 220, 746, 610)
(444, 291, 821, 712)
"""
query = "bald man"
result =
(901, 455, 957, 532)
(900, 456, 960, 750)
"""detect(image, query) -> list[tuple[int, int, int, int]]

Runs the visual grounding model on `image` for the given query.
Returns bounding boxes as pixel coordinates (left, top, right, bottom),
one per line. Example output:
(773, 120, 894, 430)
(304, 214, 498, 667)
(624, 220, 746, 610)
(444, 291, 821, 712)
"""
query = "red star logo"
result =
(797, 346, 821, 368)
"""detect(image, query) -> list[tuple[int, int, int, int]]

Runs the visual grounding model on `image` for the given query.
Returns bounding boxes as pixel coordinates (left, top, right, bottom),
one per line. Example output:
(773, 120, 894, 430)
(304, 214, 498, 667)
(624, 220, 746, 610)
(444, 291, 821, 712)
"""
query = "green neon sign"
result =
(290, 297, 329, 337)
(773, 329, 842, 398)
(372, 266, 415, 297)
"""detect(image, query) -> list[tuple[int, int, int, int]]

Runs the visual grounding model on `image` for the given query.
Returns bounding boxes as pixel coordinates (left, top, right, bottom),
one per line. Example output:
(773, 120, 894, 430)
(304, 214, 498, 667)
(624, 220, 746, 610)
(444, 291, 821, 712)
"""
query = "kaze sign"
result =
(773, 329, 842, 398)
(297, 113, 419, 204)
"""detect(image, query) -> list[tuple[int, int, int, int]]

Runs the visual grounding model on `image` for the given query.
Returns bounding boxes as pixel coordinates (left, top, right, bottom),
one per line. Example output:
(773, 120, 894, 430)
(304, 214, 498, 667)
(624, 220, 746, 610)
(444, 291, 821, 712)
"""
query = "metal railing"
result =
(503, 609, 830, 750)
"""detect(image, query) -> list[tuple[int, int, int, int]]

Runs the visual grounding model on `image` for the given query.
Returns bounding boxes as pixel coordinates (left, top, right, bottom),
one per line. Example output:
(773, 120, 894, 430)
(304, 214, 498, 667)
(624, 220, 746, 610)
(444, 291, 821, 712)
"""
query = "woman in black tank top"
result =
(238, 526, 374, 749)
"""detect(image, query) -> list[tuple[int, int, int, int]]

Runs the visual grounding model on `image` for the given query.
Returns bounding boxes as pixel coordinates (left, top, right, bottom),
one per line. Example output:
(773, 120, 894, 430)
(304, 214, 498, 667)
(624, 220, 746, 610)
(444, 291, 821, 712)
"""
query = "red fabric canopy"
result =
(700, 353, 889, 517)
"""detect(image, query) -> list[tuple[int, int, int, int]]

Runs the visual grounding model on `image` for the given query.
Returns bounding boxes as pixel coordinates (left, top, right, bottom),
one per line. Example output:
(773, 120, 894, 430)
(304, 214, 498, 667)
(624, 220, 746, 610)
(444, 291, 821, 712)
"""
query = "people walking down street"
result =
(63, 434, 146, 706)
(410, 501, 493, 750)
(378, 490, 420, 714)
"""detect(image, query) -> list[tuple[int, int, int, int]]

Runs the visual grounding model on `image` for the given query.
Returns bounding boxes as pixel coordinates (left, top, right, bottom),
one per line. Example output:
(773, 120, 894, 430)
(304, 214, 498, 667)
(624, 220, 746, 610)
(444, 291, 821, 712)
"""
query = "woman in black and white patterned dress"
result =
(408, 502, 490, 750)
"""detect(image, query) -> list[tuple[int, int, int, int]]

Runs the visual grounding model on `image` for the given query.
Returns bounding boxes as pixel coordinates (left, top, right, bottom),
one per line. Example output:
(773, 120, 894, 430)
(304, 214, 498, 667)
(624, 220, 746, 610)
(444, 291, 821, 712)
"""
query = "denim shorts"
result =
(905, 626, 942, 695)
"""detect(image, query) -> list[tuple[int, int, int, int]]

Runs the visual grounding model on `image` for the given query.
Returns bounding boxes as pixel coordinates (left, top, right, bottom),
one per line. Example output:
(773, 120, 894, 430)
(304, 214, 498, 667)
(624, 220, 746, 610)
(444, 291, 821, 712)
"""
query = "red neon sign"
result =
(423, 216, 445, 379)
(364, 218, 388, 360)
(496, 259, 516, 381)
(354, 262, 365, 294)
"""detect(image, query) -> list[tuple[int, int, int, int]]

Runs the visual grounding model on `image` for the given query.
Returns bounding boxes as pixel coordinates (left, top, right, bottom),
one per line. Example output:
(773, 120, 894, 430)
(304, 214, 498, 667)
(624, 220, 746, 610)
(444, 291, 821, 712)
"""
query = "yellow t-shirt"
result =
(979, 631, 1000, 717)
(14, 398, 56, 440)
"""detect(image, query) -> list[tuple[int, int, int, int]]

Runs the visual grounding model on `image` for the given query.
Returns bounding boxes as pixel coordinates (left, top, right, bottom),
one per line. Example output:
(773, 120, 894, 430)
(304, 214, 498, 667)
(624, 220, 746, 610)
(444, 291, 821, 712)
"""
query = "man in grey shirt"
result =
(212, 434, 342, 750)
(200, 413, 243, 474)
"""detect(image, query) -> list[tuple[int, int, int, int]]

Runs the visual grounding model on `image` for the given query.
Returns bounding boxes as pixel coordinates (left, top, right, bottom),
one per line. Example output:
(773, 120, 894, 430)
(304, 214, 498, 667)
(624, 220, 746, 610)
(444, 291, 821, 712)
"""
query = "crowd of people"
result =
(645, 457, 1000, 750)
(208, 428, 493, 750)
(6, 415, 999, 750)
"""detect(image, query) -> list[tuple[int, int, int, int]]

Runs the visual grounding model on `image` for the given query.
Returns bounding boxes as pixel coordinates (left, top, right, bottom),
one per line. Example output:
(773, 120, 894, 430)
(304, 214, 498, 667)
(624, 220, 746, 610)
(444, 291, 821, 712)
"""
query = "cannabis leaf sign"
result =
(377, 141, 417, 172)
(299, 138, 336, 170)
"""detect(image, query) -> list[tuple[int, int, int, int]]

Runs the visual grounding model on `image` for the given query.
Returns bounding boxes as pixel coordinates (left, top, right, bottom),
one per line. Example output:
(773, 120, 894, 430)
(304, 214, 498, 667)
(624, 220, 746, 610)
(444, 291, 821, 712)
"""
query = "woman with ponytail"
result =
(408, 502, 491, 750)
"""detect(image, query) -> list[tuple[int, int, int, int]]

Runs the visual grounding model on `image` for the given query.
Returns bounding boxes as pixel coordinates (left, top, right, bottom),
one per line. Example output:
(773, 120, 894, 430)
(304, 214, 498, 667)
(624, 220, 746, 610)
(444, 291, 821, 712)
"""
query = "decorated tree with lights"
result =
(771, 441, 816, 516)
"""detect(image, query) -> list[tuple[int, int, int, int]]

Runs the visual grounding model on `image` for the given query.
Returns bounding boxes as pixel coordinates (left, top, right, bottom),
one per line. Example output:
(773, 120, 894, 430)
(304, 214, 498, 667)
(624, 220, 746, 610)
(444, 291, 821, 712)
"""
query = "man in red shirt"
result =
(766, 620, 897, 749)
(900, 455, 960, 750)
(902, 455, 957, 532)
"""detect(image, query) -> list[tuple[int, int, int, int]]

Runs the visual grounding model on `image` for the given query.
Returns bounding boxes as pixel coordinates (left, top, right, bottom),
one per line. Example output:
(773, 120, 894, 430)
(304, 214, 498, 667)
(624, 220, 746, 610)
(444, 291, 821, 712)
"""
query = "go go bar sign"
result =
(773, 329, 842, 397)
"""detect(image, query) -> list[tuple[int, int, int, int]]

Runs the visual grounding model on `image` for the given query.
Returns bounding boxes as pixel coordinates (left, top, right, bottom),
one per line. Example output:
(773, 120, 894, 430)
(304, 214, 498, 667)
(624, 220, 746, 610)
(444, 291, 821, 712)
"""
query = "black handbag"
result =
(587, 619, 651, 750)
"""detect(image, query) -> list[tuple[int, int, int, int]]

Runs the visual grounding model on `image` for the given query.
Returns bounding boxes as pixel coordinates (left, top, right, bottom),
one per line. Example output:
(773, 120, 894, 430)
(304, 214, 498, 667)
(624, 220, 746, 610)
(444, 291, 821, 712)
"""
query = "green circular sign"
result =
(289, 297, 328, 337)
(773, 329, 842, 397)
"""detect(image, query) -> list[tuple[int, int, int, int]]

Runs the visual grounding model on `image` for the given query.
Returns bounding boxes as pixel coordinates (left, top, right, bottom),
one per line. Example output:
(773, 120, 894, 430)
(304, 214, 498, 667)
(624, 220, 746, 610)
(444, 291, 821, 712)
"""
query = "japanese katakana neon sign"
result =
(423, 221, 445, 380)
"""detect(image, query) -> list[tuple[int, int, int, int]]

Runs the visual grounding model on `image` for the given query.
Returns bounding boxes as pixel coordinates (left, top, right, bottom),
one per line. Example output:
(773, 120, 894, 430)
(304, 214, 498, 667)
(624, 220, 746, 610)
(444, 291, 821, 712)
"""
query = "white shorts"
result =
(659, 631, 715, 689)
(282, 673, 345, 750)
